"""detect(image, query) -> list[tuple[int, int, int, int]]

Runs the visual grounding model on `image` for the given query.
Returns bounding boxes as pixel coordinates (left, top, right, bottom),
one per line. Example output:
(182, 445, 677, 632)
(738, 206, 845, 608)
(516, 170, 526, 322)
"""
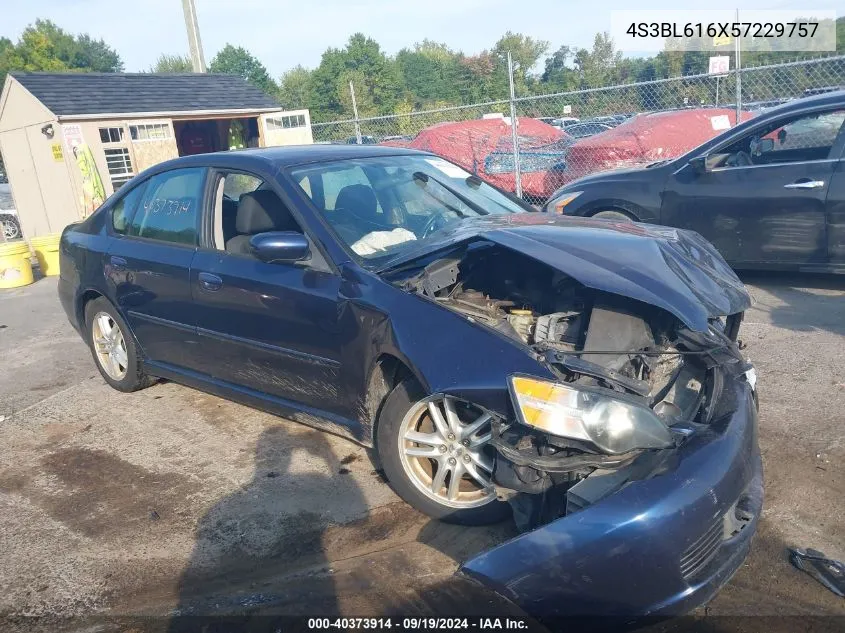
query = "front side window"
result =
(128, 168, 205, 245)
(710, 108, 845, 168)
(290, 155, 528, 266)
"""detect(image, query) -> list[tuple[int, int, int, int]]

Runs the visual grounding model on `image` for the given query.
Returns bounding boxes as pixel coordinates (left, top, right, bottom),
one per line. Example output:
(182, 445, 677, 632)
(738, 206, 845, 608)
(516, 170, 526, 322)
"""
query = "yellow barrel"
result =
(0, 240, 34, 289)
(29, 234, 62, 277)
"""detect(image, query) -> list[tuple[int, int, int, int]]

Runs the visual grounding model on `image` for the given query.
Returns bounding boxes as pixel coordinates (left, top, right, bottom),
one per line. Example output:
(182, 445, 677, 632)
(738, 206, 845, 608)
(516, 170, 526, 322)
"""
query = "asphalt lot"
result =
(0, 271, 843, 629)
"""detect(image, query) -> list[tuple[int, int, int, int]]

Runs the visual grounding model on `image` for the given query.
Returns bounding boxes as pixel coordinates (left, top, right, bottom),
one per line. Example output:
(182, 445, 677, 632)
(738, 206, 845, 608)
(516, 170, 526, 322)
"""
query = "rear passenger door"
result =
(106, 167, 206, 368)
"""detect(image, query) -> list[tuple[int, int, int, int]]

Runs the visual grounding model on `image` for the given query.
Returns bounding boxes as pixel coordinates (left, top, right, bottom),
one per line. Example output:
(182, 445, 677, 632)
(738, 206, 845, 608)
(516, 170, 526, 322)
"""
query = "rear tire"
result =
(592, 209, 634, 222)
(376, 379, 510, 525)
(84, 297, 155, 393)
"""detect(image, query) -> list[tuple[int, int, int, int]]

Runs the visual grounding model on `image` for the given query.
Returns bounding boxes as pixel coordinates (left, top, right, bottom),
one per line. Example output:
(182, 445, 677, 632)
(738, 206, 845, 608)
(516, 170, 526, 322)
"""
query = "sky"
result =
(1, 0, 841, 78)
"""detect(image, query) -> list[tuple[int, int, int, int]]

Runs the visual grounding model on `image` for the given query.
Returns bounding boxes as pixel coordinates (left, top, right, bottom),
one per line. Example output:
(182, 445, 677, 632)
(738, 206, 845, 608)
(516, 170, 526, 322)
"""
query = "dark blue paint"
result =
(462, 380, 762, 617)
(250, 231, 311, 263)
(58, 145, 761, 617)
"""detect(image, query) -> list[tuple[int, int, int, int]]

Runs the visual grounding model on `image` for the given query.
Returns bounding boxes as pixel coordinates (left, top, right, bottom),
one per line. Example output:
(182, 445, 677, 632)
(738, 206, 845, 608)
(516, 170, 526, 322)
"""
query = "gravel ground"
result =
(0, 272, 843, 630)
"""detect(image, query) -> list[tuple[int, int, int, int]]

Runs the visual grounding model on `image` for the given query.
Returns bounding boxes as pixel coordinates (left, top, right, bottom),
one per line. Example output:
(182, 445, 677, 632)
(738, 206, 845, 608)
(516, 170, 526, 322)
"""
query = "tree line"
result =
(2, 18, 844, 127)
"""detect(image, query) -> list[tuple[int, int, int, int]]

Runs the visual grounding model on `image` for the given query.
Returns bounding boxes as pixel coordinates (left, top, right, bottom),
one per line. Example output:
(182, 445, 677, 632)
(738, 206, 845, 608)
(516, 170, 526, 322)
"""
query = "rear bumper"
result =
(461, 379, 762, 618)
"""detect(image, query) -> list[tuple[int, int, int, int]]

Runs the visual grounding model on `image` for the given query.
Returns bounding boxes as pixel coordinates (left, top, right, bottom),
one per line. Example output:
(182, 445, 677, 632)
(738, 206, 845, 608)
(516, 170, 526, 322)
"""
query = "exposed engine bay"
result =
(390, 242, 751, 531)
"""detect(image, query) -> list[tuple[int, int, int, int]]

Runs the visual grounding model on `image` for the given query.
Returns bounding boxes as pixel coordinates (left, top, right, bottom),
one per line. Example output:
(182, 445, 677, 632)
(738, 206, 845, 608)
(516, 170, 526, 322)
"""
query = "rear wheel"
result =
(377, 379, 509, 525)
(85, 298, 155, 393)
(592, 209, 634, 222)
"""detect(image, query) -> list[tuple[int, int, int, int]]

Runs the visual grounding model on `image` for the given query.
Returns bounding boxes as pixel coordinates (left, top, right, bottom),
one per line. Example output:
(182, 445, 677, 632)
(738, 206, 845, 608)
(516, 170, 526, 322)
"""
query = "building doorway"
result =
(174, 117, 260, 156)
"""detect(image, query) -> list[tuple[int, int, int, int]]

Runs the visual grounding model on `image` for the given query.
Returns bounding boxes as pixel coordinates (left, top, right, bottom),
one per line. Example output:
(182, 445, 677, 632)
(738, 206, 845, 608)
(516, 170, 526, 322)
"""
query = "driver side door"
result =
(662, 108, 845, 267)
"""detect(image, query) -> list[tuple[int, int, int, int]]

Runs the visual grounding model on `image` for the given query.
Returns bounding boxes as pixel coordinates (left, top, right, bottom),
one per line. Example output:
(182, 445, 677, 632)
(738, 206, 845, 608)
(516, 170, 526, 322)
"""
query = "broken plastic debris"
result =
(789, 547, 845, 597)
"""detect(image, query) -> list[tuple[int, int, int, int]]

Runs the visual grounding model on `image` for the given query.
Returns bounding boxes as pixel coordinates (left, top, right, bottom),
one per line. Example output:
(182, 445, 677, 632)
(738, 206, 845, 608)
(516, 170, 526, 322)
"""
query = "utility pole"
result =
(734, 7, 742, 125)
(182, 0, 207, 73)
(350, 82, 363, 145)
(507, 51, 522, 199)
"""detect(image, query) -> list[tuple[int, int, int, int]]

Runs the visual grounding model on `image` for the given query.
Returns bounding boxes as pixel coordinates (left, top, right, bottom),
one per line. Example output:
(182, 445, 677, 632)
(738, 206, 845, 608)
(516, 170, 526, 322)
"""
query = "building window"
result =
(104, 147, 134, 189)
(129, 123, 172, 142)
(99, 127, 125, 144)
(266, 114, 307, 131)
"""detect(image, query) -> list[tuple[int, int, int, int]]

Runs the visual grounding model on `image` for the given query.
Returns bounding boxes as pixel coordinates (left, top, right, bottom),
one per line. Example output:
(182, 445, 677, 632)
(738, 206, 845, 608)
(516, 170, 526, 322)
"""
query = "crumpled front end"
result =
(461, 376, 761, 618)
(385, 236, 761, 617)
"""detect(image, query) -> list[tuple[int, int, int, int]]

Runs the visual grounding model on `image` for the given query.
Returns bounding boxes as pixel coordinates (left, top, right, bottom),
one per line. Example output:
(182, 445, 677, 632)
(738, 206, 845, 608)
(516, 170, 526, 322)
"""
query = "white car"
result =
(0, 183, 21, 240)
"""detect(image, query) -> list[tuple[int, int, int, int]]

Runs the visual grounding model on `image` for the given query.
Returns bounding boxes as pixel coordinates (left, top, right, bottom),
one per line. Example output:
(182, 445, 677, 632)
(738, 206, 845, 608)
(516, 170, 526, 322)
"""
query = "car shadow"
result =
(738, 271, 845, 336)
(168, 425, 368, 630)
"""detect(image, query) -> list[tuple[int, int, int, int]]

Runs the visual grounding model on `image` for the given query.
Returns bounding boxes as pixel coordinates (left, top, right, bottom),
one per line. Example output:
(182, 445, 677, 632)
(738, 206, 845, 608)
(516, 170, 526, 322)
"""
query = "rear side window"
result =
(111, 184, 146, 235)
(128, 168, 205, 245)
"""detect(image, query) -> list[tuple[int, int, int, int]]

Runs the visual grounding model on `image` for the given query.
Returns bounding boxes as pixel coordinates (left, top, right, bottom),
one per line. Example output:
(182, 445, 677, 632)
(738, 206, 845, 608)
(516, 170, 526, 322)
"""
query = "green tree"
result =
(0, 19, 122, 86)
(541, 45, 577, 91)
(209, 44, 277, 95)
(150, 54, 193, 73)
(309, 34, 402, 120)
(492, 31, 549, 92)
(396, 40, 463, 107)
(278, 65, 313, 109)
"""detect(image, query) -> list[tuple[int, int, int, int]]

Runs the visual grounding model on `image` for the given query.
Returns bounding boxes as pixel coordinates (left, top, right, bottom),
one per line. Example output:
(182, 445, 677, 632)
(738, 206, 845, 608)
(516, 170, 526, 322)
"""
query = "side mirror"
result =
(688, 156, 709, 174)
(758, 137, 775, 154)
(250, 231, 310, 263)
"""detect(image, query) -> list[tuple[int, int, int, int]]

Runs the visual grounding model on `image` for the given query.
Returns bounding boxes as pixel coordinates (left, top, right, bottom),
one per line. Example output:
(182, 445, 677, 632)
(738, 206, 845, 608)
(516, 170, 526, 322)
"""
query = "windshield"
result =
(290, 155, 528, 266)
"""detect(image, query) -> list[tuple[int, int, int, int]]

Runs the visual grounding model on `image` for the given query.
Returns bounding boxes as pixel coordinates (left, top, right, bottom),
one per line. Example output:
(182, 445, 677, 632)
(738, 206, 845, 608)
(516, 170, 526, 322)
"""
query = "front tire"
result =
(592, 209, 634, 222)
(1, 215, 21, 240)
(85, 297, 155, 393)
(376, 379, 509, 525)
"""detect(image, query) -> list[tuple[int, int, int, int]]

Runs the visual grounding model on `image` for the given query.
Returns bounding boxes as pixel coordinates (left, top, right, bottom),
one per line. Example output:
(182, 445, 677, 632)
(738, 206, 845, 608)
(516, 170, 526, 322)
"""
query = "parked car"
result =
(551, 116, 580, 128)
(546, 91, 845, 272)
(345, 135, 377, 145)
(551, 108, 754, 189)
(59, 144, 760, 617)
(560, 121, 613, 139)
(0, 182, 21, 240)
(583, 115, 623, 127)
(405, 117, 570, 201)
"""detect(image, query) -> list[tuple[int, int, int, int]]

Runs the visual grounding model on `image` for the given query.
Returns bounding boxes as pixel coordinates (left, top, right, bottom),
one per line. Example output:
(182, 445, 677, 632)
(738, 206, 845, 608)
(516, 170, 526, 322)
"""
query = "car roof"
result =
(752, 89, 845, 118)
(142, 144, 431, 177)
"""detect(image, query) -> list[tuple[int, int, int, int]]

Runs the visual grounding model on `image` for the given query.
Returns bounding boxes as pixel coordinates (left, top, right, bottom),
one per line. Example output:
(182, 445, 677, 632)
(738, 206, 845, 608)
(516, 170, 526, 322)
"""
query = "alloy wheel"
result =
(398, 395, 496, 509)
(92, 312, 129, 380)
(1, 219, 19, 240)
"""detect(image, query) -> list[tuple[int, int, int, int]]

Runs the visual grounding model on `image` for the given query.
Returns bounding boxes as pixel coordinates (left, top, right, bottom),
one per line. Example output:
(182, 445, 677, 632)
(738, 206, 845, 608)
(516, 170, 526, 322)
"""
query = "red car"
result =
(400, 118, 570, 201)
(551, 108, 755, 189)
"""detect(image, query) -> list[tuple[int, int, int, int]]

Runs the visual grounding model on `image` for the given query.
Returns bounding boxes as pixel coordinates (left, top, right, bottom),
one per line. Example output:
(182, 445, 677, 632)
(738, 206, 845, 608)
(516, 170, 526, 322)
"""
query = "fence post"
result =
(349, 81, 363, 145)
(734, 8, 742, 125)
(507, 51, 522, 199)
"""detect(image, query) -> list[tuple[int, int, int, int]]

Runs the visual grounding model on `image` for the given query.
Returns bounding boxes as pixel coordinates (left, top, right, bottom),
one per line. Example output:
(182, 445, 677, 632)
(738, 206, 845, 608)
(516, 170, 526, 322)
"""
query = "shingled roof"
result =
(10, 72, 281, 117)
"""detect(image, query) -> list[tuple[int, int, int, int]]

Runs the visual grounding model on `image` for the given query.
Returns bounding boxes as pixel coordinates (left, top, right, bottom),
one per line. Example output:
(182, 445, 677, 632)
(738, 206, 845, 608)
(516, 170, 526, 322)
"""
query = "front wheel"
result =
(592, 209, 634, 222)
(1, 215, 21, 240)
(376, 380, 509, 525)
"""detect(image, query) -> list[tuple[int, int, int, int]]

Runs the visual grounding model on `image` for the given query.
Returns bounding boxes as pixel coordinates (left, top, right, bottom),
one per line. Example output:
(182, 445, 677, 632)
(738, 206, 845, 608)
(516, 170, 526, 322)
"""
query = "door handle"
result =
(109, 256, 127, 270)
(198, 272, 223, 291)
(784, 180, 825, 189)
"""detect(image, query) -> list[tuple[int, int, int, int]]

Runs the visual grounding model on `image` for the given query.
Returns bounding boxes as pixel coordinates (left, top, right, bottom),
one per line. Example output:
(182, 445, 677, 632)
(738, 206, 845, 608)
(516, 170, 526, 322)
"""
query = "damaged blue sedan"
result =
(58, 145, 762, 618)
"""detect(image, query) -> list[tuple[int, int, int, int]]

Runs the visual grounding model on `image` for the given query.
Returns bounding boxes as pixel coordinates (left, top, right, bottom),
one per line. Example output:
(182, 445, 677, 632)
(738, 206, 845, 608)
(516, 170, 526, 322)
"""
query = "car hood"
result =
(380, 214, 751, 332)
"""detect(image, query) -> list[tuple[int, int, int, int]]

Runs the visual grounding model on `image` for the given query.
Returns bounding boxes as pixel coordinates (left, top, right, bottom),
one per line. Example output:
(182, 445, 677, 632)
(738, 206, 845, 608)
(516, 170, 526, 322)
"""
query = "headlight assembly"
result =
(549, 190, 582, 214)
(508, 375, 674, 455)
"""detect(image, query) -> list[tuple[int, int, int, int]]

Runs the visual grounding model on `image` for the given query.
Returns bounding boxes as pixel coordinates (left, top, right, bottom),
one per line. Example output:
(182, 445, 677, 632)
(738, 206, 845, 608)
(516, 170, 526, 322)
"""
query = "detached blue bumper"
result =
(462, 379, 762, 618)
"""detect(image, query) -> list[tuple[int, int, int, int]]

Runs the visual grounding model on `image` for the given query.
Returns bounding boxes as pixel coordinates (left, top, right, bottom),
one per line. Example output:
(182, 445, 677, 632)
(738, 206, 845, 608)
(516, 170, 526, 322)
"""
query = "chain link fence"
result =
(312, 54, 845, 206)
